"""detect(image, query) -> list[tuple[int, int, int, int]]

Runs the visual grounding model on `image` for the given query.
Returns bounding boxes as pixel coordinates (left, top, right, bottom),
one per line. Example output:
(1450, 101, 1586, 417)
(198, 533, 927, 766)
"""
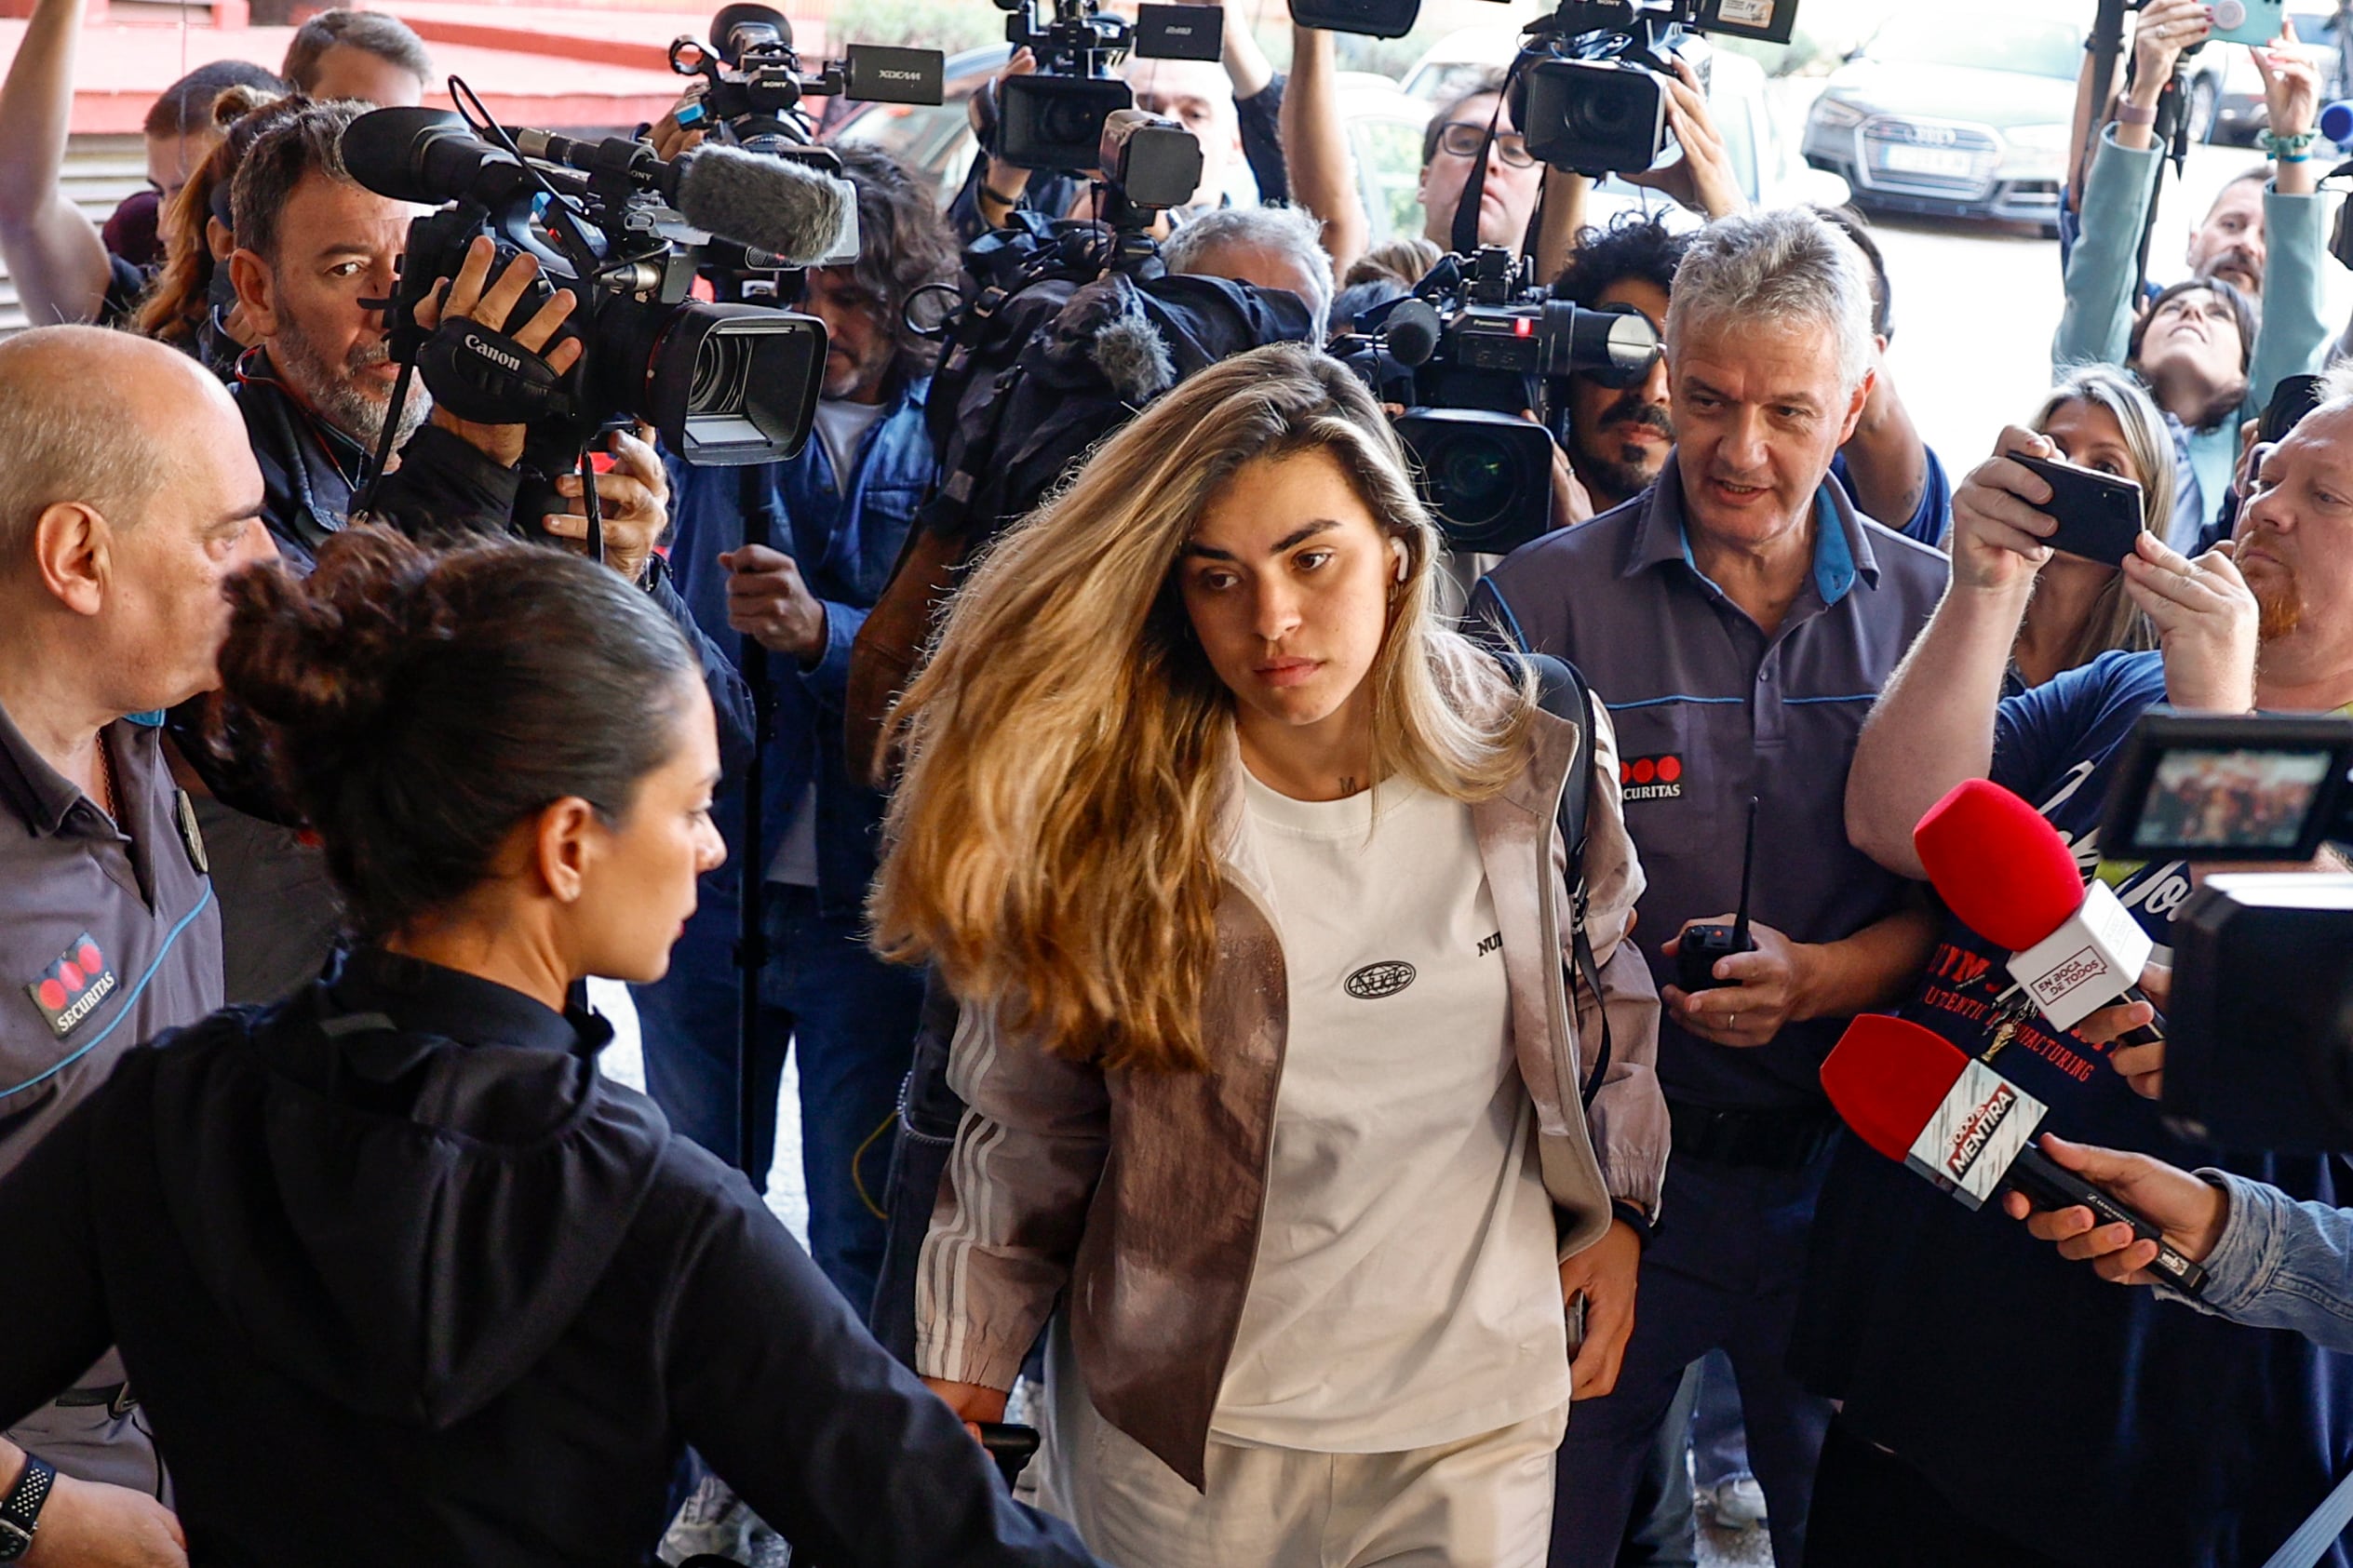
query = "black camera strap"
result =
(1448, 84, 1514, 261)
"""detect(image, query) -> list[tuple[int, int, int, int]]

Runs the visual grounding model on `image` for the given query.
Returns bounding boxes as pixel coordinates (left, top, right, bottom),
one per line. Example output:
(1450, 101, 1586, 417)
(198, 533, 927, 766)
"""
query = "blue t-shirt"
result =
(1833, 444, 1951, 549)
(1793, 650, 2353, 1567)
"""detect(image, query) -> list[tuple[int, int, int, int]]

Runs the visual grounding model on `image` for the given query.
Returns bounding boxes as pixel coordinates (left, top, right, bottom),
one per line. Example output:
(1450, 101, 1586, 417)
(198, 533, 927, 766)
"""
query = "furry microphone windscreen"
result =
(673, 144, 856, 267)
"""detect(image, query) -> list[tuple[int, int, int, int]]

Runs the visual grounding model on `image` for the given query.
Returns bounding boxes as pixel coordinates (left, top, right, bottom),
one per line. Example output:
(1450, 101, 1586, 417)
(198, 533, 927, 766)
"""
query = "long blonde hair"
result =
(2026, 365, 2175, 673)
(869, 342, 1538, 1074)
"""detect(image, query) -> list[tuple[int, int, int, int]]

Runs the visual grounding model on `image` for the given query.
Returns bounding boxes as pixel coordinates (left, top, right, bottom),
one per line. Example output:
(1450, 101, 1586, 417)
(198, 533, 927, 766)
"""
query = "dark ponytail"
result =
(218, 527, 701, 940)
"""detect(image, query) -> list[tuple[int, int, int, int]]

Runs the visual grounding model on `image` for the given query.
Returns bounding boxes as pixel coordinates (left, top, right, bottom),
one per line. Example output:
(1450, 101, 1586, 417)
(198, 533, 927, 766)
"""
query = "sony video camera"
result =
(2098, 710, 2353, 1152)
(993, 0, 1224, 173)
(1336, 246, 1660, 555)
(1509, 0, 1799, 176)
(668, 3, 942, 157)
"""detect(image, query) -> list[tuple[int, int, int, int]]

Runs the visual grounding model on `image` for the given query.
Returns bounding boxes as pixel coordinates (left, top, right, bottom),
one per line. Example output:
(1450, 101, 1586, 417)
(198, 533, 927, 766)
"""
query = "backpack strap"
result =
(1520, 651, 1612, 1112)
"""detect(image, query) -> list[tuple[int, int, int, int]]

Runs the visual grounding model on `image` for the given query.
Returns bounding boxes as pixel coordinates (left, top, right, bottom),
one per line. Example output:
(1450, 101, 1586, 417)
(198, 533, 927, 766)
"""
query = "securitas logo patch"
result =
(24, 933, 116, 1039)
(1620, 754, 1685, 802)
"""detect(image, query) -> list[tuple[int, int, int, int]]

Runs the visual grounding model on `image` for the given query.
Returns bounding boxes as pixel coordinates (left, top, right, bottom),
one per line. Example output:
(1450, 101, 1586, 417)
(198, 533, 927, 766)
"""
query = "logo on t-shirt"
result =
(23, 933, 116, 1039)
(1620, 753, 1684, 802)
(1345, 961, 1418, 999)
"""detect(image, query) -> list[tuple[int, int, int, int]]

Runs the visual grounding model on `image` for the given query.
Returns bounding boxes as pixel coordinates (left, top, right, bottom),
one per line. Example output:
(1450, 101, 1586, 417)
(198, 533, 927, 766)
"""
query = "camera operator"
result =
(1469, 207, 1949, 1568)
(631, 145, 954, 1317)
(0, 326, 276, 1567)
(200, 100, 746, 1005)
(955, 7, 1285, 244)
(1158, 202, 1334, 336)
(277, 8, 431, 108)
(1804, 378, 2353, 1565)
(0, 0, 283, 330)
(2057, 0, 2332, 546)
(1545, 210, 1948, 547)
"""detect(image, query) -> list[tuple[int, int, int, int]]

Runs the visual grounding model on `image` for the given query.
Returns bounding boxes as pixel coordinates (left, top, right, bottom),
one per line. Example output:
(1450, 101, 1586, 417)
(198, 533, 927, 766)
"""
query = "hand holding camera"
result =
(545, 425, 669, 586)
(1619, 56, 1744, 219)
(413, 234, 583, 468)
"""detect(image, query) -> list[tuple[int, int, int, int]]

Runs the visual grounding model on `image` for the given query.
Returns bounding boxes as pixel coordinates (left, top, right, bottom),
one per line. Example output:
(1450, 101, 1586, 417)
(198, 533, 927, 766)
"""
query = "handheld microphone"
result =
(1821, 1014, 2208, 1294)
(1913, 779, 2164, 1044)
(1675, 797, 1759, 993)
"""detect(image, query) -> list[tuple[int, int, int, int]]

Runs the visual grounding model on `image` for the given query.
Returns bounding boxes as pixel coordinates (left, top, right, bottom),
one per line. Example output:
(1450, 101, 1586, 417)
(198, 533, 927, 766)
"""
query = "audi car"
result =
(1801, 7, 2083, 234)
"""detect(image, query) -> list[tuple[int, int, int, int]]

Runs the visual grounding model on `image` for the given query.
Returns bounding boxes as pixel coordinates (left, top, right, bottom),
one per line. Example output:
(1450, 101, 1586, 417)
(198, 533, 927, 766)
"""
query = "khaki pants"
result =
(1035, 1324, 1566, 1568)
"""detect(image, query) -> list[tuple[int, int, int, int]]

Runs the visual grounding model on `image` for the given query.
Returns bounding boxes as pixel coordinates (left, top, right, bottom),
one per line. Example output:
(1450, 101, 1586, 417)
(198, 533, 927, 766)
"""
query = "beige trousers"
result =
(1034, 1326, 1566, 1568)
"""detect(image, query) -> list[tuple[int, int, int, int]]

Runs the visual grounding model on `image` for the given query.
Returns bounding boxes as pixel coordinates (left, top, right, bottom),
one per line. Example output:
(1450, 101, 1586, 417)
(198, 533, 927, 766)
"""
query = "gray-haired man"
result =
(1468, 208, 1949, 1568)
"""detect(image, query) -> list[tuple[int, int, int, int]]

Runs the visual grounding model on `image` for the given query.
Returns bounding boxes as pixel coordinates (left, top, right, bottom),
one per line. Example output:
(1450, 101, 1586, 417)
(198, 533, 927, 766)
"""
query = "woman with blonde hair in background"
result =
(872, 342, 1668, 1565)
(2004, 365, 2179, 692)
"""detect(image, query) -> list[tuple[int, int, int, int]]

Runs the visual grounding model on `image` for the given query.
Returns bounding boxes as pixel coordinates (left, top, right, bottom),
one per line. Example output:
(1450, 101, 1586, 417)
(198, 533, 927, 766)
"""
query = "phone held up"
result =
(2015, 453, 2145, 569)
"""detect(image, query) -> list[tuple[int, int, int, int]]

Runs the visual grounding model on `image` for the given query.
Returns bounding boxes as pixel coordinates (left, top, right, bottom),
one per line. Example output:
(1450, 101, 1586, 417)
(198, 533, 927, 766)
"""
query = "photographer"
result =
(2056, 0, 2332, 544)
(1159, 202, 1334, 336)
(632, 144, 954, 1315)
(1469, 208, 1948, 1568)
(1804, 381, 2353, 1565)
(0, 0, 282, 329)
(0, 326, 277, 1568)
(956, 7, 1287, 244)
(202, 100, 746, 1003)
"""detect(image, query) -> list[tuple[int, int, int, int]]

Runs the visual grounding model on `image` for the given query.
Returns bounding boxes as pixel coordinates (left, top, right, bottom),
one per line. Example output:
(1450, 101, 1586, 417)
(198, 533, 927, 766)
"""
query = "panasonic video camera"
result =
(1335, 246, 1660, 555)
(992, 0, 1225, 173)
(2098, 710, 2353, 1151)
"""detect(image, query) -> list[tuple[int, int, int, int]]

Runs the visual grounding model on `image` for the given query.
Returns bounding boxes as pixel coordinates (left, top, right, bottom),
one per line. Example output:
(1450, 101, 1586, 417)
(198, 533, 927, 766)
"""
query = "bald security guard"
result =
(0, 326, 273, 1564)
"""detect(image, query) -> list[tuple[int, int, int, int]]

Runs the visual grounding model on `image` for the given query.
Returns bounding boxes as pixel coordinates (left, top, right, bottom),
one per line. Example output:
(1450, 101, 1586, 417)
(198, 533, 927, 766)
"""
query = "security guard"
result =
(0, 326, 270, 1559)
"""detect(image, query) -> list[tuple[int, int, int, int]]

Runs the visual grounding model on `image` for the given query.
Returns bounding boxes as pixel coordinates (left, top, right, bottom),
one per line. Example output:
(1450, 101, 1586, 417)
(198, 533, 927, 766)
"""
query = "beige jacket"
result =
(915, 648, 1668, 1488)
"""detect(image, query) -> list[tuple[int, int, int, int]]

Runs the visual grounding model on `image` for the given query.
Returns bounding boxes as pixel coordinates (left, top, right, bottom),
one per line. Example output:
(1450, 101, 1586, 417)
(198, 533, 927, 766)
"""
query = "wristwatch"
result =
(0, 1453, 56, 1561)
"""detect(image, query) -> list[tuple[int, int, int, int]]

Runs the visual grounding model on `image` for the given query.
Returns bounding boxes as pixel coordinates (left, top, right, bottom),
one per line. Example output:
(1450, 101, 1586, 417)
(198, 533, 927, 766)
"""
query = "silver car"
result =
(1802, 7, 2083, 234)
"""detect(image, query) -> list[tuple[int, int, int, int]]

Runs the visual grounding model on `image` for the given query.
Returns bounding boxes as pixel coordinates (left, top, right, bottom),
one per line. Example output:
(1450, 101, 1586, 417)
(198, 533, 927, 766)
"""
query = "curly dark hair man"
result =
(633, 141, 961, 1323)
(1551, 214, 1690, 512)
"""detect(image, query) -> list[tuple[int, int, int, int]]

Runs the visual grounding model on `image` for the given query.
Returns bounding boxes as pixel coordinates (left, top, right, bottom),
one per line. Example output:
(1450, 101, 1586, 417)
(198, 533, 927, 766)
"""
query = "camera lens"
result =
(1434, 432, 1517, 531)
(1569, 74, 1645, 140)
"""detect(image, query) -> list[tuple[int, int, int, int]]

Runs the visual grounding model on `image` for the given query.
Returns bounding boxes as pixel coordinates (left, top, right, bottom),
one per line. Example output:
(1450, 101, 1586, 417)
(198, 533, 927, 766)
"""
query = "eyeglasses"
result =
(1437, 121, 1538, 168)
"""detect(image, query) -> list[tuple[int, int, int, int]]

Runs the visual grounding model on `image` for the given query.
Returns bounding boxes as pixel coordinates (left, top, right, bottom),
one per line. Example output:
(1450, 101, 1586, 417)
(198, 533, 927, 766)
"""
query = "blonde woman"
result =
(2004, 366, 2180, 692)
(870, 343, 1667, 1565)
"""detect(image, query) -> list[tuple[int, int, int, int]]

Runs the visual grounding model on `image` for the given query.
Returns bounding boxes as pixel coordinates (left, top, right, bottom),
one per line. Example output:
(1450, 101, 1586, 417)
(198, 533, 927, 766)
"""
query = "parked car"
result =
(1402, 28, 1849, 230)
(1801, 6, 2080, 234)
(827, 47, 1434, 247)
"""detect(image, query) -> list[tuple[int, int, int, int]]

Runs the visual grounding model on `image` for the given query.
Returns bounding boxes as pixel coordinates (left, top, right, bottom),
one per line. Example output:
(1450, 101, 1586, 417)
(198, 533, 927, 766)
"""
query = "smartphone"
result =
(2206, 0, 2286, 46)
(2015, 454, 2145, 568)
(1566, 1290, 1588, 1358)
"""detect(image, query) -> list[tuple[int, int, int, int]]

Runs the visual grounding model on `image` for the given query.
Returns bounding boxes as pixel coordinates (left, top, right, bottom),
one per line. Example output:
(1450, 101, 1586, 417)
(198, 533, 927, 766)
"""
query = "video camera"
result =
(1335, 246, 1660, 555)
(343, 96, 839, 485)
(669, 3, 943, 158)
(2098, 711, 2353, 1152)
(991, 0, 1224, 174)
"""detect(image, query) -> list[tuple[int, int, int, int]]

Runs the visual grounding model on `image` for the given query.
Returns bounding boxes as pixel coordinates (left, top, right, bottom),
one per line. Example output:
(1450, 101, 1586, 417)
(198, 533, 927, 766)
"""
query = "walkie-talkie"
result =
(1675, 797, 1759, 993)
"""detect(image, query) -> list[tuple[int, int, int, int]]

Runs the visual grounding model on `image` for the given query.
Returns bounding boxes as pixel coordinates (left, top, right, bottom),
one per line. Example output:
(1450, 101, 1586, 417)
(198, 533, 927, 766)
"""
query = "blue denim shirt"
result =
(665, 375, 934, 919)
(2174, 1170, 2353, 1352)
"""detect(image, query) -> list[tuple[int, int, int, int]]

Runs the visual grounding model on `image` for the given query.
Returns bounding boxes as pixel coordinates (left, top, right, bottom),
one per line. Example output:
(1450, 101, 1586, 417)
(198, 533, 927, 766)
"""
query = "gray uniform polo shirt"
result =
(0, 699, 222, 1490)
(1471, 452, 1948, 1113)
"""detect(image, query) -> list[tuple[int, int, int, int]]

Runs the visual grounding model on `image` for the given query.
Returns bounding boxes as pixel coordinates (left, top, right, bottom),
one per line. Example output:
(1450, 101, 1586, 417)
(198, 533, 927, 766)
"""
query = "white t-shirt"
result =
(1211, 771, 1569, 1453)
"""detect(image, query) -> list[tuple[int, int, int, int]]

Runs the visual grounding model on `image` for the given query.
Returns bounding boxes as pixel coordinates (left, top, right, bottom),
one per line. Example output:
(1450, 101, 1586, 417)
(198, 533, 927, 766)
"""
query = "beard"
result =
(272, 315, 427, 449)
(2252, 564, 2305, 641)
(2197, 247, 2260, 293)
(1573, 391, 1674, 507)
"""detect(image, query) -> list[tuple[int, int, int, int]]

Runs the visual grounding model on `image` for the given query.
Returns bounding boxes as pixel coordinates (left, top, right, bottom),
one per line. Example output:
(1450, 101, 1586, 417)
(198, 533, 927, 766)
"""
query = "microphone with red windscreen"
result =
(1822, 1014, 2208, 1293)
(1913, 779, 2164, 1045)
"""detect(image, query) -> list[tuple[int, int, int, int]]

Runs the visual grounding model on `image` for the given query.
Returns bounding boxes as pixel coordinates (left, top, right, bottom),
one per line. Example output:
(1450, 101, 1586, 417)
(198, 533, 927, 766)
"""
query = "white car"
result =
(1400, 26, 1850, 231)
